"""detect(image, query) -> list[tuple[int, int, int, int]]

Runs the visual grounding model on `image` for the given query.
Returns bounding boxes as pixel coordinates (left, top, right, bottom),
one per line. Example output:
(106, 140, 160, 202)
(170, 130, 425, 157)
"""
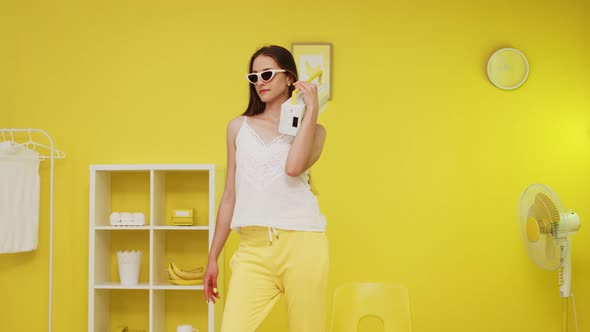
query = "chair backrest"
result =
(329, 282, 412, 332)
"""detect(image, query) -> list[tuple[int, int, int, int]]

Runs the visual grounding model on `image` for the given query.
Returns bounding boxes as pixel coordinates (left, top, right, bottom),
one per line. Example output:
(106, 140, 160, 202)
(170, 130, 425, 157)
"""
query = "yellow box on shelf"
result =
(172, 217, 193, 226)
(171, 208, 195, 226)
(173, 208, 194, 219)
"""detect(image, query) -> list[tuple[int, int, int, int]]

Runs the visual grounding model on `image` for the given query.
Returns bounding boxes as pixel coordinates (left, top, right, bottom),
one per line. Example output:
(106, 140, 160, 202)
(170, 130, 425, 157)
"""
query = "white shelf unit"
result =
(88, 164, 219, 332)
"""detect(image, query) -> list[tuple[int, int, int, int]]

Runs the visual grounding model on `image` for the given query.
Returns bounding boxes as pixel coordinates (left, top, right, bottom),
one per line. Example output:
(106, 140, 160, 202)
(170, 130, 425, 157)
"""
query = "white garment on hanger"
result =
(0, 143, 40, 253)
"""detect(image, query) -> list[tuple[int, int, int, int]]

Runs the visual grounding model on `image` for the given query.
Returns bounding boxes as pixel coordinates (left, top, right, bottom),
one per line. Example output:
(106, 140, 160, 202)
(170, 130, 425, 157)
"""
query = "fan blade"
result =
(524, 193, 561, 270)
(546, 234, 555, 259)
(526, 217, 540, 242)
(537, 193, 560, 224)
(529, 198, 550, 234)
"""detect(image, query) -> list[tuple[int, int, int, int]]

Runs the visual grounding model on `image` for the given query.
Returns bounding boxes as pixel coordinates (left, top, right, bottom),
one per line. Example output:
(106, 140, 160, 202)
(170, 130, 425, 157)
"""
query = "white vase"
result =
(116, 250, 142, 285)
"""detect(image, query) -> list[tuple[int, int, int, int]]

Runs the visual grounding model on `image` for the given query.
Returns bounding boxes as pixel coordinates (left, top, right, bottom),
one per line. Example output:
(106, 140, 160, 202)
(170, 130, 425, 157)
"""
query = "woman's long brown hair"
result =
(243, 45, 298, 116)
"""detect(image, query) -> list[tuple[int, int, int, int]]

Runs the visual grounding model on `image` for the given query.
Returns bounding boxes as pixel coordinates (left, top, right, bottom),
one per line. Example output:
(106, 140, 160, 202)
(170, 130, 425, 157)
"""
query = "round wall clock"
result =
(487, 48, 529, 90)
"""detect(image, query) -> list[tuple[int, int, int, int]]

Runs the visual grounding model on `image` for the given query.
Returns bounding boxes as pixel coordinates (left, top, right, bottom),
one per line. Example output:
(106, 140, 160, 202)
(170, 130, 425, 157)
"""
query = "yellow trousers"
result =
(221, 226, 329, 332)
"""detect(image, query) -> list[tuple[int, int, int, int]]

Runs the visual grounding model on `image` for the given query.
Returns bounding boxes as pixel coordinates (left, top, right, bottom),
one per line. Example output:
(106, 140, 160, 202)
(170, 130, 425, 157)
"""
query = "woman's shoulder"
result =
(227, 116, 245, 137)
(228, 116, 245, 129)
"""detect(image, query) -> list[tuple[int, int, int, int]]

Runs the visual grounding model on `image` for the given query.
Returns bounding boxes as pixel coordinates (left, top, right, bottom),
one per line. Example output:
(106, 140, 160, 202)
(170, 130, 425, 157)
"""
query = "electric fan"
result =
(278, 63, 329, 136)
(518, 183, 581, 330)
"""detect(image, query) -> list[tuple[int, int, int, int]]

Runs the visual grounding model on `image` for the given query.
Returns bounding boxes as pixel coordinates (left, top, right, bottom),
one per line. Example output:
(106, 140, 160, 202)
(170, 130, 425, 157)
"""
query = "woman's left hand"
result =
(293, 81, 319, 113)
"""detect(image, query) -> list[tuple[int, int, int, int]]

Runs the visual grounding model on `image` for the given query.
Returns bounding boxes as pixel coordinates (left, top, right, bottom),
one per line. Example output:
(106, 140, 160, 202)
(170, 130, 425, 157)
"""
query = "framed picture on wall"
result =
(291, 42, 333, 100)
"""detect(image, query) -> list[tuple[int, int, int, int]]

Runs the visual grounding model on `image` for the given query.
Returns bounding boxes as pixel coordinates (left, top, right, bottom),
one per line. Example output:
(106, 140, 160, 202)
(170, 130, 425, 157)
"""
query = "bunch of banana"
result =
(166, 261, 205, 285)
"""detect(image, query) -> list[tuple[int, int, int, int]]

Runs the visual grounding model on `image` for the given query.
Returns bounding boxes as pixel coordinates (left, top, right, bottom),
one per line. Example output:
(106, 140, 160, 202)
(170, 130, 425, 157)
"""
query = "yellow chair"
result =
(329, 282, 412, 332)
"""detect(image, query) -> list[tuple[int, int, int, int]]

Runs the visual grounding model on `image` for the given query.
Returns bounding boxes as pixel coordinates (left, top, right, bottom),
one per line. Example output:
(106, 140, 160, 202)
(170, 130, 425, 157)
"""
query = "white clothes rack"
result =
(0, 128, 65, 332)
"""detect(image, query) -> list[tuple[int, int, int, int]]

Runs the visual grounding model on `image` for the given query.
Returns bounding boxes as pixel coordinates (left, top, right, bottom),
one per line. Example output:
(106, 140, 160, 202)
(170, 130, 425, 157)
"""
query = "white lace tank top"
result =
(230, 116, 326, 232)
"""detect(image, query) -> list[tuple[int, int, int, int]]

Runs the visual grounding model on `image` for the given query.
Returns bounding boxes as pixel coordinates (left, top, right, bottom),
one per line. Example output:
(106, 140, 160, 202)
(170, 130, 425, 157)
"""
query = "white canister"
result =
(116, 250, 142, 285)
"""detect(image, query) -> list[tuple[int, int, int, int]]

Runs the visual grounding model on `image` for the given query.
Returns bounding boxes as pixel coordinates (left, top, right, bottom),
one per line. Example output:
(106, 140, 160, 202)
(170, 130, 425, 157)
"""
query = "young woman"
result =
(204, 45, 328, 332)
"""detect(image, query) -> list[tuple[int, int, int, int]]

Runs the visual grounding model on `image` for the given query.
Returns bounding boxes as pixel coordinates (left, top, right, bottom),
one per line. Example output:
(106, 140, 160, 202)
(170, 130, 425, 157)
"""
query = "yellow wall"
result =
(1, 0, 589, 331)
